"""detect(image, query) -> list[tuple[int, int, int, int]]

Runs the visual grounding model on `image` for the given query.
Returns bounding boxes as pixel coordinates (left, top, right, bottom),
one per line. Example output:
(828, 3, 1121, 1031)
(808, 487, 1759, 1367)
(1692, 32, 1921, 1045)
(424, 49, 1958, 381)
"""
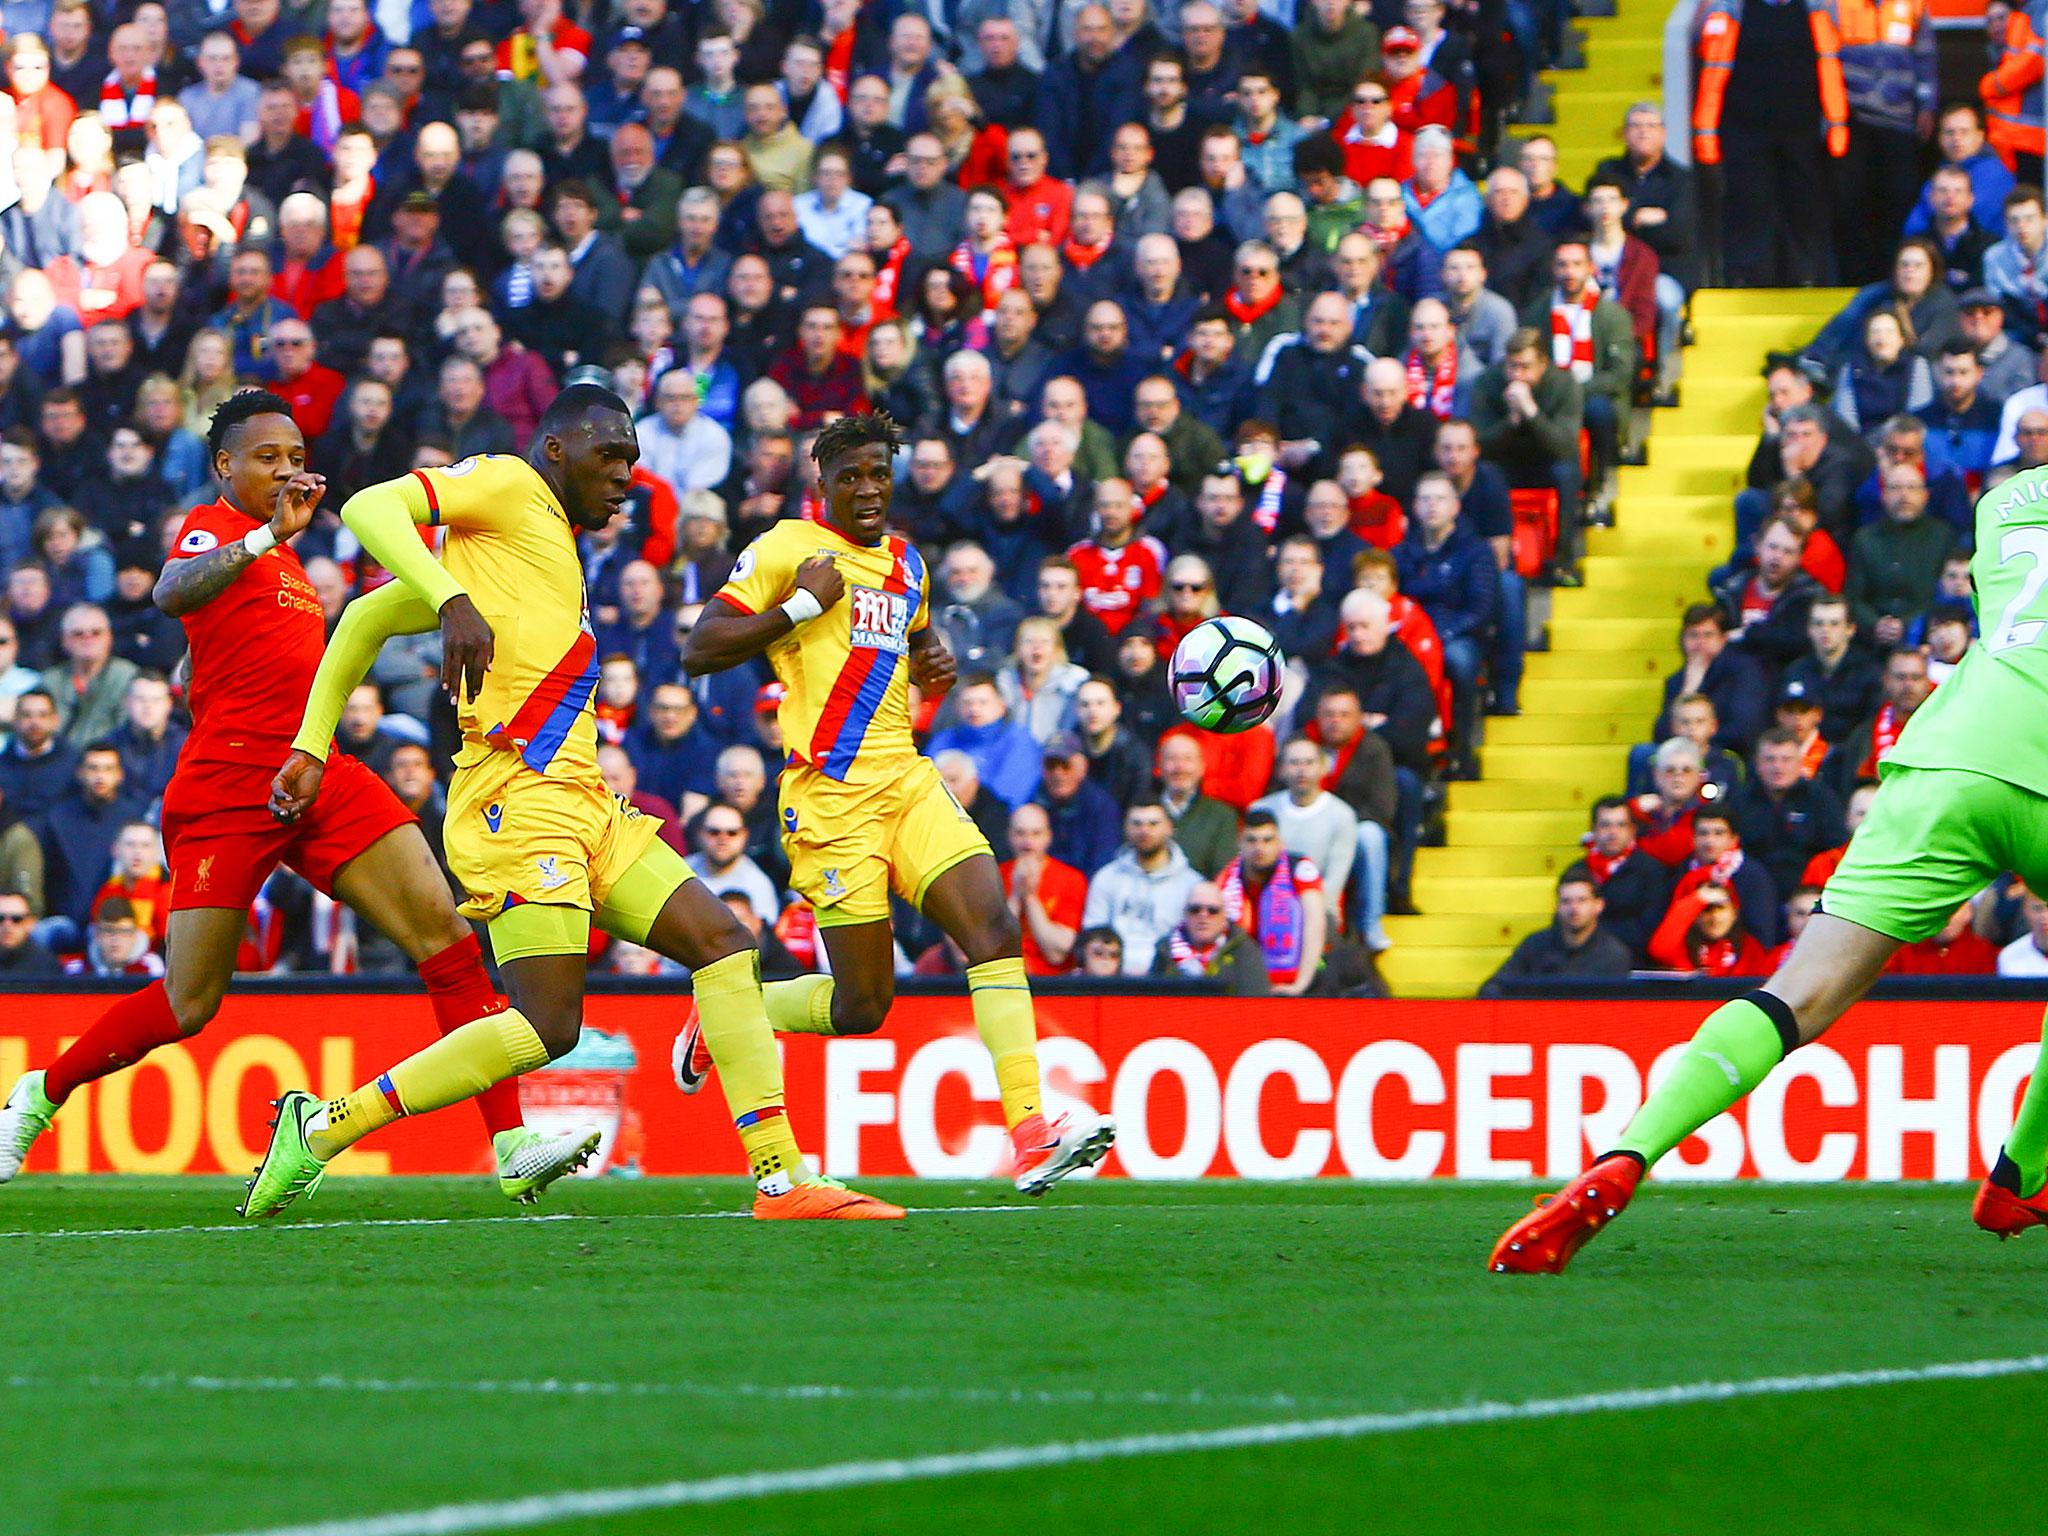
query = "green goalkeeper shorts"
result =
(1822, 765, 2048, 943)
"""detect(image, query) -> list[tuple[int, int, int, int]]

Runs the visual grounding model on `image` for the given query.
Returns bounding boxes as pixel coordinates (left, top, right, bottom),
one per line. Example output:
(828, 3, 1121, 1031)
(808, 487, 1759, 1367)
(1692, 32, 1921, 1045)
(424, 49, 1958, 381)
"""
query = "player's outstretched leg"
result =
(3, 908, 243, 1184)
(1976, 1007, 2048, 1235)
(922, 857, 1116, 1195)
(1491, 913, 1898, 1274)
(332, 829, 596, 1203)
(241, 995, 563, 1218)
(624, 863, 901, 1220)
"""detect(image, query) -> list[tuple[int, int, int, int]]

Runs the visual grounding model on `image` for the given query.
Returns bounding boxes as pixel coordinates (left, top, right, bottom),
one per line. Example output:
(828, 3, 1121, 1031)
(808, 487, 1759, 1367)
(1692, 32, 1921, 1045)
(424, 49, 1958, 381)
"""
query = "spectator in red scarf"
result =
(1662, 806, 1783, 946)
(1336, 445, 1406, 548)
(1001, 126, 1072, 248)
(1401, 296, 1475, 419)
(1152, 878, 1271, 992)
(1219, 810, 1326, 995)
(1580, 795, 1670, 959)
(1648, 879, 1771, 976)
(1824, 645, 1935, 797)
(1220, 238, 1302, 366)
(952, 185, 1020, 308)
(270, 192, 345, 318)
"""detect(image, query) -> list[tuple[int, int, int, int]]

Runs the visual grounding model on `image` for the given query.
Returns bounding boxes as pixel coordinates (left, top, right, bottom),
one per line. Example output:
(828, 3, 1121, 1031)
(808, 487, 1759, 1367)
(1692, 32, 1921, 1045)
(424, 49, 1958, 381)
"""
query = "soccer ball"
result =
(1171, 615, 1284, 734)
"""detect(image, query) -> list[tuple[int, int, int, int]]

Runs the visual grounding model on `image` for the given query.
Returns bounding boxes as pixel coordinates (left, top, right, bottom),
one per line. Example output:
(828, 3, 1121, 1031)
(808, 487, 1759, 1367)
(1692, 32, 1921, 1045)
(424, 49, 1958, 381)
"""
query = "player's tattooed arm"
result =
(681, 557, 845, 674)
(154, 472, 327, 617)
(907, 626, 956, 698)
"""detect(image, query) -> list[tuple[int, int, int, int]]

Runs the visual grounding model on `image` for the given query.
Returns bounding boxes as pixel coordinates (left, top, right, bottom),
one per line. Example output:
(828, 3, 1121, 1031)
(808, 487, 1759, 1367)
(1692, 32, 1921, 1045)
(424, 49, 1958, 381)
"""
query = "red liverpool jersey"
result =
(168, 499, 329, 768)
(1067, 535, 1167, 636)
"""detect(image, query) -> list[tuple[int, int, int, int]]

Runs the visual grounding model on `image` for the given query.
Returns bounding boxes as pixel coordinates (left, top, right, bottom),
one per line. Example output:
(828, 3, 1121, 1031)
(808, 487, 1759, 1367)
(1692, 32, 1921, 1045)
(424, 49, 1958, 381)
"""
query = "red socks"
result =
(418, 932, 524, 1139)
(45, 981, 184, 1105)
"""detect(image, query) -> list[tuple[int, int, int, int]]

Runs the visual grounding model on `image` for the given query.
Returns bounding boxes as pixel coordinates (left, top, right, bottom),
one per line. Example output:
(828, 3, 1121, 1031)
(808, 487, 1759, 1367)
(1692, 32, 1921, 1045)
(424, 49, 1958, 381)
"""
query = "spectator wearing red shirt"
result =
(1338, 446, 1407, 547)
(270, 192, 346, 319)
(767, 303, 869, 428)
(265, 316, 345, 438)
(9, 38, 79, 158)
(1002, 802, 1087, 974)
(1336, 78, 1413, 189)
(1886, 898, 2000, 974)
(1068, 476, 1168, 635)
(1381, 27, 1461, 139)
(1800, 780, 1876, 888)
(1001, 126, 1074, 249)
(45, 193, 152, 329)
(1630, 735, 1711, 867)
(1648, 879, 1771, 976)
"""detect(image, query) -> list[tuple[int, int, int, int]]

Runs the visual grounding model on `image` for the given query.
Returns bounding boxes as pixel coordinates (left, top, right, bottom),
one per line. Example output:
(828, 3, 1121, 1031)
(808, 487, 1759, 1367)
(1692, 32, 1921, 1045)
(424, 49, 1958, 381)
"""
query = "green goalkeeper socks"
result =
(1611, 995, 1798, 1169)
(2000, 1009, 2048, 1197)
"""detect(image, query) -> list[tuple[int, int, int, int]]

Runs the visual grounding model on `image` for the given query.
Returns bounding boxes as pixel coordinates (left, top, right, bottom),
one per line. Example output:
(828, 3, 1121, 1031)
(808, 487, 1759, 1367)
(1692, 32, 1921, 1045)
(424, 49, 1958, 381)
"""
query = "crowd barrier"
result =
(6, 983, 2044, 1181)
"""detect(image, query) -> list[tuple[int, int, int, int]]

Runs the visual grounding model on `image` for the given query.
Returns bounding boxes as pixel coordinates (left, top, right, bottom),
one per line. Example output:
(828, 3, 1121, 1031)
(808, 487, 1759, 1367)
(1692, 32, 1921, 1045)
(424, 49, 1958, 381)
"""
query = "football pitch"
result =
(5, 1178, 2046, 1536)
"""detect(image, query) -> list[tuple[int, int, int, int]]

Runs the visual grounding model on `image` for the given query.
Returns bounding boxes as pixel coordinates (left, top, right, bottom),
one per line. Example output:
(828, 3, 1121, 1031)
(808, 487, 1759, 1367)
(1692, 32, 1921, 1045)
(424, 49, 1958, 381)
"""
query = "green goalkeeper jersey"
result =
(1886, 465, 2048, 794)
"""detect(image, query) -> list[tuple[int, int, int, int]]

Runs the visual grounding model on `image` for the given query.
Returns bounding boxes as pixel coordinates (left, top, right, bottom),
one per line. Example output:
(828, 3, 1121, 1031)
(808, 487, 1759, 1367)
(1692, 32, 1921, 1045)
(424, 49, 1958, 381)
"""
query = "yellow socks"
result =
(966, 957, 1041, 1132)
(694, 948, 806, 1185)
(763, 973, 837, 1034)
(307, 1008, 550, 1160)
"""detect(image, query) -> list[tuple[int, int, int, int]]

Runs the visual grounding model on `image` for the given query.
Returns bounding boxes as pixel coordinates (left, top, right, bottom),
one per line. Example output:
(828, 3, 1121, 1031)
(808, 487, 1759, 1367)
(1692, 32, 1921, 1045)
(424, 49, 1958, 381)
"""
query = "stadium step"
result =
(1450, 776, 1602, 812)
(1375, 946, 1509, 997)
(1409, 843, 1575, 879)
(1474, 743, 1635, 781)
(1443, 808, 1591, 846)
(1523, 647, 1671, 682)
(1382, 911, 1547, 947)
(1692, 289, 1853, 321)
(1375, 946, 1504, 998)
(1390, 0, 1675, 997)
(1413, 873, 1560, 914)
(1485, 711, 1639, 747)
(1646, 433, 1760, 469)
(1543, 616, 1680, 652)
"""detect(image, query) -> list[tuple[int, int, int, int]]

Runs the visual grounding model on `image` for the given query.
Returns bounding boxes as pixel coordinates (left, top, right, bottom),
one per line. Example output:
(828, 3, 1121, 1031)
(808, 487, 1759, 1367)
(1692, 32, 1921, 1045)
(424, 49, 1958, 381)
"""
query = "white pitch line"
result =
(0, 1370, 1339, 1415)
(0, 1205, 1041, 1241)
(193, 1353, 2048, 1536)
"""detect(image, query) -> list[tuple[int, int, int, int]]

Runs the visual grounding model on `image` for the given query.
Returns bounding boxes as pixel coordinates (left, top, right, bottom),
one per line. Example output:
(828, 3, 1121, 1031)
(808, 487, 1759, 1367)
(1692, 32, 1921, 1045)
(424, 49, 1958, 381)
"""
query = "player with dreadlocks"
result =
(680, 409, 1118, 1194)
(0, 390, 602, 1202)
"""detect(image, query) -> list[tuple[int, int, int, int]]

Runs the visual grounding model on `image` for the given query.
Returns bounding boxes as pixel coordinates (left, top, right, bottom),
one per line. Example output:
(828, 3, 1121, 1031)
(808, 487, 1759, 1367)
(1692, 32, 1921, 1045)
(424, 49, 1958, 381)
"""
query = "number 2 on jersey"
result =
(1986, 527, 2048, 654)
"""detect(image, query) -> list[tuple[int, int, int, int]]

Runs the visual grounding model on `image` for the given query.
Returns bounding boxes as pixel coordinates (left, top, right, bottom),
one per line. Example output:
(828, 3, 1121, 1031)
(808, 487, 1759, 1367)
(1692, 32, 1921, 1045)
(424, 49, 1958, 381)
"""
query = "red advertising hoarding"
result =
(2, 992, 2038, 1181)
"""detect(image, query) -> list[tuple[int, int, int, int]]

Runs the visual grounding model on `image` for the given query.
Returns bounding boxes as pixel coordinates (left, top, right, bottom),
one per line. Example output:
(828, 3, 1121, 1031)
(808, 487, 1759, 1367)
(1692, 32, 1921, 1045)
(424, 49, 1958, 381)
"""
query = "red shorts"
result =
(161, 754, 417, 913)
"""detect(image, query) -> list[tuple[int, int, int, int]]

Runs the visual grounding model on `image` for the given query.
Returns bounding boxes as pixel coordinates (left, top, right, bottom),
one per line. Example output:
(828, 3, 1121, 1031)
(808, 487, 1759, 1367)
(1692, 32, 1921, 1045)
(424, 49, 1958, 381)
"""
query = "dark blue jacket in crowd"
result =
(971, 496, 1069, 606)
(1393, 525, 1499, 645)
(625, 722, 721, 808)
(42, 788, 146, 925)
(1267, 593, 1339, 662)
(109, 720, 188, 806)
(1173, 355, 1254, 438)
(1852, 460, 1971, 537)
(1121, 286, 1201, 369)
(1457, 462, 1514, 545)
(1651, 648, 1770, 756)
(1054, 345, 1149, 436)
(1035, 47, 1145, 180)
(686, 660, 767, 752)
(0, 741, 79, 823)
(1035, 777, 1122, 876)
(1914, 393, 2002, 484)
(594, 613, 683, 689)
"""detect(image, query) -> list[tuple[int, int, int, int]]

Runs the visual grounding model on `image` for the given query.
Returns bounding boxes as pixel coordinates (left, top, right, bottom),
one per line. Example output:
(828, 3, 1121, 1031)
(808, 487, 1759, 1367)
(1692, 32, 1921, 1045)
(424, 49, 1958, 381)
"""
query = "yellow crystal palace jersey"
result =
(411, 454, 600, 782)
(715, 518, 930, 784)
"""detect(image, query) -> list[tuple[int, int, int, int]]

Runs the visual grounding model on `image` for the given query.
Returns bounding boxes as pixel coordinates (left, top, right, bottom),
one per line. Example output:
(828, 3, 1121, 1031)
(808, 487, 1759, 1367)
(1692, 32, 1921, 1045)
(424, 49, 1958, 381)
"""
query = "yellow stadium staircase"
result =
(1373, 0, 1855, 996)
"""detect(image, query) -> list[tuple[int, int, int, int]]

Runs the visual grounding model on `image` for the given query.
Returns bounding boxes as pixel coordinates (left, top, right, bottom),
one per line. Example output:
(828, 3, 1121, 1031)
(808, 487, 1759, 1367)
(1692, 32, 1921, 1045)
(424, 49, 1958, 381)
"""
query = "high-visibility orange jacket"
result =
(1833, 0, 1935, 134)
(1693, 0, 1852, 166)
(1982, 2, 2047, 165)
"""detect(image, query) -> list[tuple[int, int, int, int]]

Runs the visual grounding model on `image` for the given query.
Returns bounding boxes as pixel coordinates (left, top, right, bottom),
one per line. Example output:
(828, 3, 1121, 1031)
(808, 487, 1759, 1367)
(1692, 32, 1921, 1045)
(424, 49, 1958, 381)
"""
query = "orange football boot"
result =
(1489, 1152, 1644, 1275)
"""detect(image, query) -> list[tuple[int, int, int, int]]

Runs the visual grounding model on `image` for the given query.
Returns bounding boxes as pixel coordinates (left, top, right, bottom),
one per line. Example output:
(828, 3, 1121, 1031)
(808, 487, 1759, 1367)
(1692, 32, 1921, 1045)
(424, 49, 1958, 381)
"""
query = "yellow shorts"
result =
(445, 752, 672, 927)
(780, 756, 990, 927)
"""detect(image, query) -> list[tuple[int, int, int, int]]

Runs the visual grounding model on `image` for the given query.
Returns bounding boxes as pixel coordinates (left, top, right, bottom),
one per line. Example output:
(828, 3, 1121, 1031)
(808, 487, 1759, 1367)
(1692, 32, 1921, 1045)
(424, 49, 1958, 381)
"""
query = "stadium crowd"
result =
(12, 0, 2008, 997)
(1486, 44, 2048, 989)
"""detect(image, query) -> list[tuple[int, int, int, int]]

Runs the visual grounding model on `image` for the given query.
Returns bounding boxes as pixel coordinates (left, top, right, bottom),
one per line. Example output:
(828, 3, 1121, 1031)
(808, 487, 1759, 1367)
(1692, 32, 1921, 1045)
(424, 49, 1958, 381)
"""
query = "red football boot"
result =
(1973, 1155, 2048, 1238)
(1489, 1153, 1645, 1275)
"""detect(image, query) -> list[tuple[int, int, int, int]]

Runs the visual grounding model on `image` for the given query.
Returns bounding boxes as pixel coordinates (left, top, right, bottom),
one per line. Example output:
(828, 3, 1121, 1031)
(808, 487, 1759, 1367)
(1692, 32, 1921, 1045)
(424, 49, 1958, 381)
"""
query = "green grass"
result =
(3, 1177, 2046, 1536)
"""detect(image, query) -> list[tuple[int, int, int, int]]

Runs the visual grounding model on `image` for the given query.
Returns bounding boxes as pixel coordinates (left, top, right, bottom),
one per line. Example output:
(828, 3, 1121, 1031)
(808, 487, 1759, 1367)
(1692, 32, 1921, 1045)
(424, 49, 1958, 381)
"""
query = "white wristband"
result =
(780, 588, 823, 627)
(244, 525, 278, 558)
